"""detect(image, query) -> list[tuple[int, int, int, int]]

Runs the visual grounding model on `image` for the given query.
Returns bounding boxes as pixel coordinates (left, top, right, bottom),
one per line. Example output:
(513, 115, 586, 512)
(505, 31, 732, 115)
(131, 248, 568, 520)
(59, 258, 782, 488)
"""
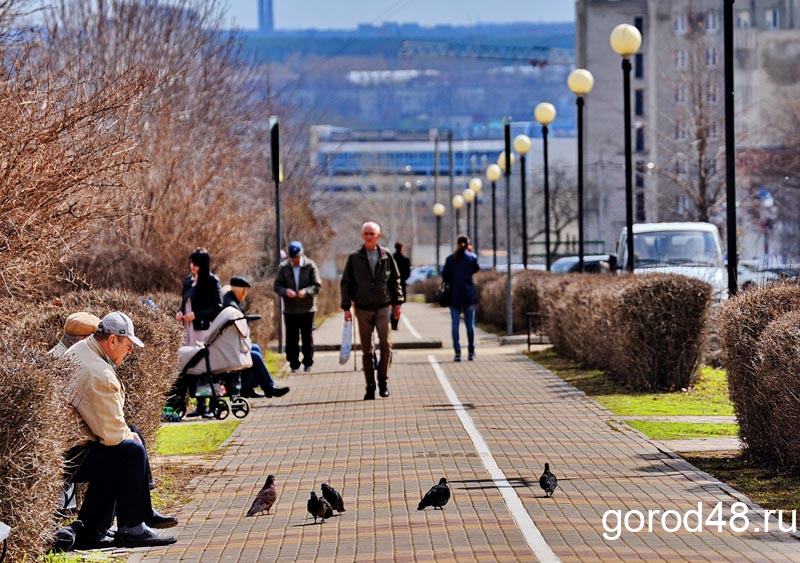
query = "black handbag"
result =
(434, 282, 452, 307)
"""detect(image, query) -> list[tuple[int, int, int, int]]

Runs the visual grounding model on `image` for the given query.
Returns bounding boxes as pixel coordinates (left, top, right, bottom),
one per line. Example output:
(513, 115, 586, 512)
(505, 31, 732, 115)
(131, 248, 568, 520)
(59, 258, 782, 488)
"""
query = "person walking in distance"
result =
(391, 241, 411, 330)
(340, 222, 404, 399)
(442, 235, 480, 362)
(274, 241, 322, 372)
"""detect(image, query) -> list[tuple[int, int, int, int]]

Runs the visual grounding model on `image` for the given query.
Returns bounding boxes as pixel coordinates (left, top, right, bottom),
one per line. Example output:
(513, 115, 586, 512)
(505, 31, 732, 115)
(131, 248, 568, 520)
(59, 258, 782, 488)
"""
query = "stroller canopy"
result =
(178, 306, 253, 375)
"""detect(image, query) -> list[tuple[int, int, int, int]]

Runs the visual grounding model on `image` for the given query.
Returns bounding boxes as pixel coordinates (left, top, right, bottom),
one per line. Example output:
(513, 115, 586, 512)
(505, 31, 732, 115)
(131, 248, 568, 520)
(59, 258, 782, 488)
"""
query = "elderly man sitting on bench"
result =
(63, 312, 177, 549)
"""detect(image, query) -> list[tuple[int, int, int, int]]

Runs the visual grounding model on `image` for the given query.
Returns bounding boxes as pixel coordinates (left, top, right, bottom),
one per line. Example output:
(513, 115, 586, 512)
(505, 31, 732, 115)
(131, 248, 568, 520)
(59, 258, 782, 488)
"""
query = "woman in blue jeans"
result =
(442, 235, 480, 361)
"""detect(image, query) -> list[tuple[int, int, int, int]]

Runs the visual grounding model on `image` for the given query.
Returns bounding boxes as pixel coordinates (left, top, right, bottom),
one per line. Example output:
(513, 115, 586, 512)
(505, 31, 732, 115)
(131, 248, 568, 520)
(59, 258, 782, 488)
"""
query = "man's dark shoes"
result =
(53, 520, 82, 551)
(379, 386, 390, 398)
(146, 509, 178, 529)
(265, 386, 290, 397)
(73, 525, 115, 550)
(241, 389, 264, 398)
(115, 525, 177, 548)
(364, 387, 375, 400)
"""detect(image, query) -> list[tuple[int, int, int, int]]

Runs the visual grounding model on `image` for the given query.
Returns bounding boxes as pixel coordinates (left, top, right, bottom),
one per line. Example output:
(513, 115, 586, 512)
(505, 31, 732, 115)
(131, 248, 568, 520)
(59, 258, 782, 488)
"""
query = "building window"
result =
(707, 82, 718, 104)
(736, 10, 751, 28)
(674, 11, 687, 33)
(708, 121, 719, 139)
(764, 9, 780, 29)
(675, 157, 689, 180)
(675, 49, 687, 68)
(706, 10, 718, 32)
(636, 189, 646, 222)
(705, 47, 718, 66)
(636, 126, 645, 152)
(675, 83, 688, 103)
(634, 53, 644, 78)
(635, 89, 644, 116)
(675, 120, 688, 140)
(636, 160, 646, 188)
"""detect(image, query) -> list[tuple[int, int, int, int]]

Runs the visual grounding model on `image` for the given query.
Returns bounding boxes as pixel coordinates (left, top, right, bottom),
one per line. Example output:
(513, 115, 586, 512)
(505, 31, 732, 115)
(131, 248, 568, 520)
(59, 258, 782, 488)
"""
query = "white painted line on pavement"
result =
(402, 312, 421, 339)
(428, 355, 561, 563)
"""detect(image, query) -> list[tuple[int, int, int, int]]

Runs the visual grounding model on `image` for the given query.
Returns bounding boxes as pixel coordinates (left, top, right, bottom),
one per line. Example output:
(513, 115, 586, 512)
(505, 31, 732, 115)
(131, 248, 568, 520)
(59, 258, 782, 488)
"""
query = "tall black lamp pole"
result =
(535, 103, 556, 271)
(568, 69, 595, 273)
(486, 164, 501, 269)
(610, 24, 642, 272)
(513, 134, 532, 269)
(723, 0, 737, 296)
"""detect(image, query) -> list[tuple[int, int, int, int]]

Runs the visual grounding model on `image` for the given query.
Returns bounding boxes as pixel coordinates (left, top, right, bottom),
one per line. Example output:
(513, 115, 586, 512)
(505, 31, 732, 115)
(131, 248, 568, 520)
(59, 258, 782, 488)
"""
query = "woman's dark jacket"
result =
(442, 250, 480, 307)
(179, 274, 223, 331)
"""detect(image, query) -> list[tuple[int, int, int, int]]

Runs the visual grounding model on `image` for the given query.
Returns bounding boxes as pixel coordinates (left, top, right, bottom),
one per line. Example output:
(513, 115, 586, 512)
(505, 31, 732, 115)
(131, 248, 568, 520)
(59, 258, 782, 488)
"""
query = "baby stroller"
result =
(171, 306, 261, 420)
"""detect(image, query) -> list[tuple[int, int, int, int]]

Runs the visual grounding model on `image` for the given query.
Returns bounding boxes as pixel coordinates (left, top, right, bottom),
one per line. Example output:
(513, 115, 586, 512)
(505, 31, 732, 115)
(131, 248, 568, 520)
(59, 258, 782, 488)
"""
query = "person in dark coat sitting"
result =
(223, 276, 289, 398)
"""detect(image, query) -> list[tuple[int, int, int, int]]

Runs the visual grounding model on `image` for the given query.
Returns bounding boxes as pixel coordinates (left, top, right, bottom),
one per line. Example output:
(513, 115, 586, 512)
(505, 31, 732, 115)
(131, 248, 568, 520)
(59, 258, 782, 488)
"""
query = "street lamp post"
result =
(433, 203, 446, 275)
(469, 177, 483, 254)
(463, 187, 475, 241)
(723, 0, 738, 296)
(610, 23, 642, 272)
(513, 134, 532, 268)
(486, 164, 502, 269)
(502, 120, 513, 336)
(534, 102, 557, 271)
(567, 68, 595, 273)
(452, 194, 465, 235)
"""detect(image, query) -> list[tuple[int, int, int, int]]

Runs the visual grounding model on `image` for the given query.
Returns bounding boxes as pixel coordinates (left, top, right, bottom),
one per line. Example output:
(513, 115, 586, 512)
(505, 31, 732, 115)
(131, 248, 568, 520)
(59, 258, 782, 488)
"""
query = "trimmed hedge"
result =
(475, 271, 711, 390)
(719, 284, 800, 464)
(0, 289, 182, 560)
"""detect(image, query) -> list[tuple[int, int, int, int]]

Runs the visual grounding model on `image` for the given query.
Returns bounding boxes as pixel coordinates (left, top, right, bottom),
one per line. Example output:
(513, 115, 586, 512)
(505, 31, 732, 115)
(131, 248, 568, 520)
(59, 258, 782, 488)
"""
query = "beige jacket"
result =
(65, 336, 134, 448)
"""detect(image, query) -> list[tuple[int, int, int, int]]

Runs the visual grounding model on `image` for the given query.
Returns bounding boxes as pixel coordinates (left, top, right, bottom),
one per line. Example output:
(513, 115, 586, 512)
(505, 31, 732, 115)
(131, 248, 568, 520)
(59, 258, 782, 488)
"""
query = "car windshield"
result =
(621, 230, 722, 268)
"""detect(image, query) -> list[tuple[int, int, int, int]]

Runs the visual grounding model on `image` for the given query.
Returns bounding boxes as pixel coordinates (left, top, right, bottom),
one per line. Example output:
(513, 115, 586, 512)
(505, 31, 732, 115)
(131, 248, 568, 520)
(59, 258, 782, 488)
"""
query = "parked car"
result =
(610, 222, 727, 304)
(406, 265, 438, 285)
(550, 255, 610, 274)
(494, 263, 547, 272)
(734, 262, 781, 289)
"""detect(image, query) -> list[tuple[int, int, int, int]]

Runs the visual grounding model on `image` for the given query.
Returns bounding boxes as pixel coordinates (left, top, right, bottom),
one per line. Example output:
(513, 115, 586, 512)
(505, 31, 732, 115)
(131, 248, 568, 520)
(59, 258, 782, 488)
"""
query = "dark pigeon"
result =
(539, 463, 558, 497)
(307, 491, 332, 523)
(321, 483, 346, 514)
(417, 477, 450, 510)
(246, 474, 277, 516)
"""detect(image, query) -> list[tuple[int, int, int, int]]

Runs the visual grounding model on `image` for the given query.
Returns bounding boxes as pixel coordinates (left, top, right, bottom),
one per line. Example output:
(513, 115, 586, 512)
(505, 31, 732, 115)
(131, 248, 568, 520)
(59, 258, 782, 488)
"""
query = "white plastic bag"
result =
(339, 320, 353, 365)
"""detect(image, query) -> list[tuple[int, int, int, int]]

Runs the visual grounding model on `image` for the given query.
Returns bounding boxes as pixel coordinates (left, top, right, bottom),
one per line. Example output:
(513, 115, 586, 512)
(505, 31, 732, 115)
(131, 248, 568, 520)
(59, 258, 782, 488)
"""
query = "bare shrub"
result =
(719, 284, 800, 460)
(416, 277, 441, 304)
(755, 310, 800, 466)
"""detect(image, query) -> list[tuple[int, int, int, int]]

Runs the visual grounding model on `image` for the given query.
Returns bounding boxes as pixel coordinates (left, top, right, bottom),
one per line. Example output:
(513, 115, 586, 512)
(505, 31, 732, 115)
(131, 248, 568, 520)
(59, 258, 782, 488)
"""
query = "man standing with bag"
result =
(340, 222, 404, 400)
(274, 241, 322, 373)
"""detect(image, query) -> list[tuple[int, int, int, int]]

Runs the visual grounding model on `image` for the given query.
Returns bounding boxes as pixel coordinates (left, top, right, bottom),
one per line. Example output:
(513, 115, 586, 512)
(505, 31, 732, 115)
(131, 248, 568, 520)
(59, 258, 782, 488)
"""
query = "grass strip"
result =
(626, 421, 738, 440)
(528, 349, 733, 416)
(156, 419, 239, 456)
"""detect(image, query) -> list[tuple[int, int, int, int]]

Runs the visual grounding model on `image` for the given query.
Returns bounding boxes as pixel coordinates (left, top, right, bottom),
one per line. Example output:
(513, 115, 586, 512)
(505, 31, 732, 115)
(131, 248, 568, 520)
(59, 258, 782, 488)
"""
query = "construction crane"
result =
(398, 40, 573, 68)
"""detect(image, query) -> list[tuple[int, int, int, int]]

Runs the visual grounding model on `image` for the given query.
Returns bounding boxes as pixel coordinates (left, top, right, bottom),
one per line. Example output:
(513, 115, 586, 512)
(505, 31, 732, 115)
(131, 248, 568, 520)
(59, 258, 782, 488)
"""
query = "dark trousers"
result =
(355, 307, 391, 390)
(66, 435, 152, 533)
(242, 344, 276, 391)
(284, 312, 314, 370)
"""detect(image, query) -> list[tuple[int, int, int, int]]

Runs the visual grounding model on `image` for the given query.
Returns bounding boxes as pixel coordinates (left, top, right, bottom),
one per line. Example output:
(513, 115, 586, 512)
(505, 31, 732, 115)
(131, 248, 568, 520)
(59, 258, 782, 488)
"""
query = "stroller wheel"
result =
(231, 397, 250, 418)
(213, 398, 230, 420)
(173, 404, 186, 421)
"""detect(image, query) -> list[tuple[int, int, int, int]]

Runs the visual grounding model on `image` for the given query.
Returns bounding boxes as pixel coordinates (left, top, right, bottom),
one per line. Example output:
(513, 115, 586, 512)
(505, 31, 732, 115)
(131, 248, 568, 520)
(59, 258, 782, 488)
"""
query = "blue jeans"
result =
(450, 305, 475, 355)
(244, 343, 276, 391)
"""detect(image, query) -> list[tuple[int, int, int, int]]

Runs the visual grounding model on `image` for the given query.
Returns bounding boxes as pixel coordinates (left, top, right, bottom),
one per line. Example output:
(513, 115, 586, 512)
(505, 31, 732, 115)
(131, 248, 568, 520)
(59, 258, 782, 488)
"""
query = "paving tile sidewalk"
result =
(128, 303, 800, 562)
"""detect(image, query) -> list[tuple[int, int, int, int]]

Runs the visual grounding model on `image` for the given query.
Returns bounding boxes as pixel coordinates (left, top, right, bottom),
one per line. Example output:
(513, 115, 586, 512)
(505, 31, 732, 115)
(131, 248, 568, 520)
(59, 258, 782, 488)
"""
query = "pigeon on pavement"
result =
(307, 491, 332, 523)
(417, 477, 450, 510)
(539, 463, 558, 497)
(321, 483, 346, 514)
(246, 474, 277, 516)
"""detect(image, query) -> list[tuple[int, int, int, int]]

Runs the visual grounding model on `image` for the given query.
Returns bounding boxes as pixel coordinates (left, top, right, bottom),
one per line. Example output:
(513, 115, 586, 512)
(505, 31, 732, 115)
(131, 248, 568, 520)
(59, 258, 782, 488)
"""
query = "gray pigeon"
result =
(307, 491, 332, 523)
(539, 463, 558, 497)
(246, 474, 277, 516)
(417, 477, 450, 510)
(321, 483, 346, 514)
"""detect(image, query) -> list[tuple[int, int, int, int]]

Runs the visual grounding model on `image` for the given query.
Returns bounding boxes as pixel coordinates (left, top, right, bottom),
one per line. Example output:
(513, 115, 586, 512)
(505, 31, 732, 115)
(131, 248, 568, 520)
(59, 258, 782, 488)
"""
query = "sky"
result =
(223, 0, 574, 31)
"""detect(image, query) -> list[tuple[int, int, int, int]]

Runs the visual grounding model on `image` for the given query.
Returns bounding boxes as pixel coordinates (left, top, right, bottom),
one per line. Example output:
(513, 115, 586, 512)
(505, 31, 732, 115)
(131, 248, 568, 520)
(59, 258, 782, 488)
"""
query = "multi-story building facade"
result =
(577, 0, 800, 259)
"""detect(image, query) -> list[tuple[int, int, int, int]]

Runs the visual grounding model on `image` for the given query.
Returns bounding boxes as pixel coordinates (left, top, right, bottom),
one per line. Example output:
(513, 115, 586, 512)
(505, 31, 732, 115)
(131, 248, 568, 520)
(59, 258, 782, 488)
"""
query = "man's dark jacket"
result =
(340, 245, 404, 311)
(273, 257, 322, 314)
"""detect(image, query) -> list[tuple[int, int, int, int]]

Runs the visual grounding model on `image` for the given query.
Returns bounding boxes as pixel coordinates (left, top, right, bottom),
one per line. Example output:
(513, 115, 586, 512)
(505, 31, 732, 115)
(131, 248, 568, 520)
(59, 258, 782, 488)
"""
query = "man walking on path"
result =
(274, 241, 322, 372)
(340, 222, 404, 400)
